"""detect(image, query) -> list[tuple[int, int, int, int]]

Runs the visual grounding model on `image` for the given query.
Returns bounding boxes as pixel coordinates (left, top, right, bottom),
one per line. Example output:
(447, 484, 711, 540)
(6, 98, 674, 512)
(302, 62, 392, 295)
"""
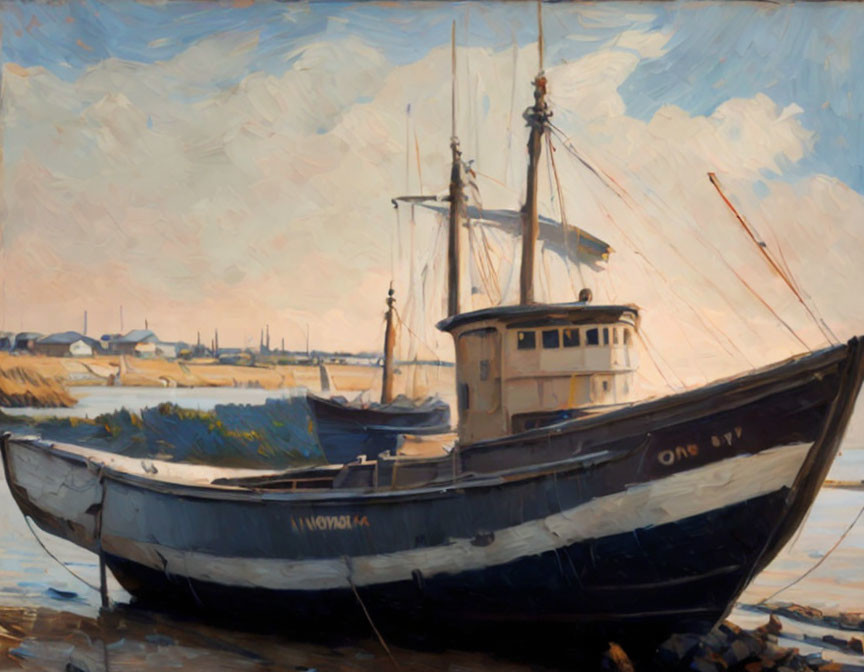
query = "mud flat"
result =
(2, 602, 862, 672)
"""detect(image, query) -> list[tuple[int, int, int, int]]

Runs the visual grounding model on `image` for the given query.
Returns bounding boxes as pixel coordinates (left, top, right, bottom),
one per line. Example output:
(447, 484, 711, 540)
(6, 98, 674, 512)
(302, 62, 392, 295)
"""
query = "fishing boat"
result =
(3, 11, 864, 655)
(306, 287, 451, 464)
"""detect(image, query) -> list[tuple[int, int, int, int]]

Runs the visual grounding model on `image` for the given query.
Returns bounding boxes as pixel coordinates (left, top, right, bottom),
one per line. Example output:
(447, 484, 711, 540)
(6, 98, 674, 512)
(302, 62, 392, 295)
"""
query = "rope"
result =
(708, 172, 838, 346)
(24, 516, 101, 593)
(345, 558, 400, 670)
(393, 307, 442, 365)
(756, 500, 864, 606)
(546, 131, 585, 294)
(547, 127, 790, 363)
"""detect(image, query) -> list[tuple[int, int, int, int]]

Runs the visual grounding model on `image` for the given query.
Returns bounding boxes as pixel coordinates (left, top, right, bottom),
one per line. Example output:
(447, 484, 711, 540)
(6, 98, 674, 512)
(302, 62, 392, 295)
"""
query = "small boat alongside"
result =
(306, 392, 450, 464)
(306, 287, 451, 464)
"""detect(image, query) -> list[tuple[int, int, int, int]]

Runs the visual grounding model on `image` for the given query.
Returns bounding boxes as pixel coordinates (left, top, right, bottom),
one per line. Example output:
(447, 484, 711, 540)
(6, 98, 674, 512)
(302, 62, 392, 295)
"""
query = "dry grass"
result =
(0, 355, 77, 408)
(0, 353, 456, 409)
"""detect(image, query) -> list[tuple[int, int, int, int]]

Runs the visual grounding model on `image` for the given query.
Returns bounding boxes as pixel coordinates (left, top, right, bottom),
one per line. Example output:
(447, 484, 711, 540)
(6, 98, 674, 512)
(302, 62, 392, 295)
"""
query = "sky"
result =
(3, 1, 864, 389)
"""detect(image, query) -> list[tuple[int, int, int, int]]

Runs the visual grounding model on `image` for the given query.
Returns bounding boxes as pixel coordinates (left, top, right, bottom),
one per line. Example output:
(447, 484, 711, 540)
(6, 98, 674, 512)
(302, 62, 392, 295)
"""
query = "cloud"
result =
(3, 20, 864, 394)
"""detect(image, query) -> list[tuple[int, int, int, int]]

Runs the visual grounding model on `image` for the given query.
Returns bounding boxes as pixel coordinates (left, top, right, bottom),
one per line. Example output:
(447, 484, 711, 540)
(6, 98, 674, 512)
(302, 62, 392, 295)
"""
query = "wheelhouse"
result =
(437, 301, 640, 443)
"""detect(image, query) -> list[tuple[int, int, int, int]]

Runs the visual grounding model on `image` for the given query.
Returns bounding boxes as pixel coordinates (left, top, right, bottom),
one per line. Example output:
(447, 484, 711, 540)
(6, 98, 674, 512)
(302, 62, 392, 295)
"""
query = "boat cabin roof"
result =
(436, 302, 639, 333)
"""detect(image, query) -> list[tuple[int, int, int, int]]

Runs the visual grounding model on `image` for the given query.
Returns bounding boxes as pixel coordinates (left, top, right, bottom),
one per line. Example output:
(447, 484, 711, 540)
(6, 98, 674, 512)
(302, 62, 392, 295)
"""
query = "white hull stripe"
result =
(101, 443, 812, 592)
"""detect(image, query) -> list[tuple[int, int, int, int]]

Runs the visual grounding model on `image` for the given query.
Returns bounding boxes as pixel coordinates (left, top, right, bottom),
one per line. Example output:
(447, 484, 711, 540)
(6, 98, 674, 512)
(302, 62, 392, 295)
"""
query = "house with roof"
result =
(33, 332, 102, 357)
(110, 329, 159, 355)
(13, 332, 43, 353)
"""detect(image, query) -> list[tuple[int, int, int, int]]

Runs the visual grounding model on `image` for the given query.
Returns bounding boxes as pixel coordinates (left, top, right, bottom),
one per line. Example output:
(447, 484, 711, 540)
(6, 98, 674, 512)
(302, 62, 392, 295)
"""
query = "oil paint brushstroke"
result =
(2, 2, 864, 671)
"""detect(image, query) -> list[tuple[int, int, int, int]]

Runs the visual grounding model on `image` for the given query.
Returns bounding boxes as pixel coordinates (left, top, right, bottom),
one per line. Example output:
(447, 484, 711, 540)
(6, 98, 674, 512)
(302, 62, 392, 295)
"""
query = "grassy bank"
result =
(0, 356, 76, 408)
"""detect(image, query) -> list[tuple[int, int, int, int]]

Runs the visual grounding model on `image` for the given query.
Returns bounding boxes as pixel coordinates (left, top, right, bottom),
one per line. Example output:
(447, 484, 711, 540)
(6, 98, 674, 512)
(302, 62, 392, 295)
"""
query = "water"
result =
(2, 385, 307, 419)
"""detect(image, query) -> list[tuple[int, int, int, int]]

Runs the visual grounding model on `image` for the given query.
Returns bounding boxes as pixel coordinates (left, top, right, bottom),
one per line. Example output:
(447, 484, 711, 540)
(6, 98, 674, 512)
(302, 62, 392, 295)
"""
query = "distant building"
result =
(134, 342, 157, 358)
(111, 329, 159, 355)
(217, 348, 253, 366)
(154, 342, 177, 359)
(33, 331, 101, 357)
(13, 332, 43, 353)
(0, 332, 13, 351)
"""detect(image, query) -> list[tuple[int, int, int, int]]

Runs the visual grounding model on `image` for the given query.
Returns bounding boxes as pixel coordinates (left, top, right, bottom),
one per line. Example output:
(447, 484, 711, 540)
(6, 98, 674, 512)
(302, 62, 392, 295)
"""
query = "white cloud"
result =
(4, 25, 864, 394)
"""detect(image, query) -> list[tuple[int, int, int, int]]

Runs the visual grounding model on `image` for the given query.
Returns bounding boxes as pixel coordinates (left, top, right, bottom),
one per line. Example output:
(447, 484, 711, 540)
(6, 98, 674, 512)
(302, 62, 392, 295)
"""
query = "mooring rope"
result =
(344, 557, 401, 670)
(23, 516, 101, 593)
(756, 500, 864, 606)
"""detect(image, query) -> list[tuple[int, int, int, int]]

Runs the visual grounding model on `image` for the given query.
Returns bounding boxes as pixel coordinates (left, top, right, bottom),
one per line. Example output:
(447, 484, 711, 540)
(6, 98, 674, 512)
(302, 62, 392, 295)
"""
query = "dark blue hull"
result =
(105, 488, 785, 649)
(307, 394, 450, 463)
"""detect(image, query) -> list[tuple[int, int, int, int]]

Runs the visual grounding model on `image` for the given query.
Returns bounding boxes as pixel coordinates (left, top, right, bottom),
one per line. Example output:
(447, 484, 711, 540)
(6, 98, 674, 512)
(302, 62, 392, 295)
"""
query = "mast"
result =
(381, 286, 397, 404)
(519, 0, 550, 305)
(447, 20, 464, 317)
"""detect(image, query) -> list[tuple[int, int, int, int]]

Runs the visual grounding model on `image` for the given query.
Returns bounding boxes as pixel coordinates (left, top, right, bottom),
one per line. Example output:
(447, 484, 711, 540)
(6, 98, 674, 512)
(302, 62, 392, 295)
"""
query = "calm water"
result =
(1, 389, 864, 668)
(2, 385, 308, 419)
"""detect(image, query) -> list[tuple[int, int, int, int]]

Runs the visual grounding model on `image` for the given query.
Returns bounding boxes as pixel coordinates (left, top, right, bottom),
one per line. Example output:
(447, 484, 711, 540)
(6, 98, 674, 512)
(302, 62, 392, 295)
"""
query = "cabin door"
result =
(456, 327, 504, 443)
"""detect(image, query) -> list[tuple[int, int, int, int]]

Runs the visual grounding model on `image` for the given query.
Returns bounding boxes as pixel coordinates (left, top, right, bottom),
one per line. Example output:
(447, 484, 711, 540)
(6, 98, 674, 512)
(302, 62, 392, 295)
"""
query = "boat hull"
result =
(3, 338, 863, 651)
(100, 485, 789, 646)
(307, 394, 450, 463)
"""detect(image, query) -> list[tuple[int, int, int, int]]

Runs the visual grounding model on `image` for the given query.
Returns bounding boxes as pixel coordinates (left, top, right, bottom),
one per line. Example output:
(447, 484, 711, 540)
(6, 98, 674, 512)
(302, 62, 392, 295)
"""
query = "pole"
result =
(381, 287, 396, 404)
(447, 20, 464, 317)
(519, 1, 549, 305)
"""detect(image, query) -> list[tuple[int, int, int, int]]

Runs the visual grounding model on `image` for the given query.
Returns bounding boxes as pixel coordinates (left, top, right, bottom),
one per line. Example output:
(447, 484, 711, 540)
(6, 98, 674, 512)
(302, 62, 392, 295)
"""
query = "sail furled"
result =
(392, 197, 612, 269)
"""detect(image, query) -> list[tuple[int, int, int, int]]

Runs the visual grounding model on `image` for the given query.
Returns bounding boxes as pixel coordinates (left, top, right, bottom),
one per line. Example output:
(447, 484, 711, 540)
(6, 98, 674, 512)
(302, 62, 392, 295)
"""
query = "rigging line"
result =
(548, 126, 810, 356)
(540, 131, 557, 303)
(413, 130, 424, 194)
(771, 234, 836, 345)
(394, 307, 442, 364)
(504, 29, 518, 187)
(476, 219, 502, 303)
(466, 220, 491, 302)
(467, 221, 494, 304)
(407, 205, 419, 322)
(550, 134, 749, 364)
(405, 104, 411, 193)
(546, 132, 585, 292)
(756, 500, 864, 606)
(344, 557, 401, 670)
(635, 329, 682, 390)
(472, 169, 508, 189)
(708, 173, 838, 346)
(607, 253, 711, 383)
(24, 516, 101, 593)
(462, 180, 501, 304)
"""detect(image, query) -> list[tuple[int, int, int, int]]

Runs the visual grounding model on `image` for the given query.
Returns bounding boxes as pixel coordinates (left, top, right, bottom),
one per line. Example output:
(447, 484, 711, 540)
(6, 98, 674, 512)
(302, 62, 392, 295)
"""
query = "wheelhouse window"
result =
(586, 328, 599, 346)
(603, 328, 610, 345)
(562, 328, 580, 348)
(517, 331, 536, 350)
(613, 328, 620, 345)
(623, 328, 632, 346)
(542, 329, 560, 349)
